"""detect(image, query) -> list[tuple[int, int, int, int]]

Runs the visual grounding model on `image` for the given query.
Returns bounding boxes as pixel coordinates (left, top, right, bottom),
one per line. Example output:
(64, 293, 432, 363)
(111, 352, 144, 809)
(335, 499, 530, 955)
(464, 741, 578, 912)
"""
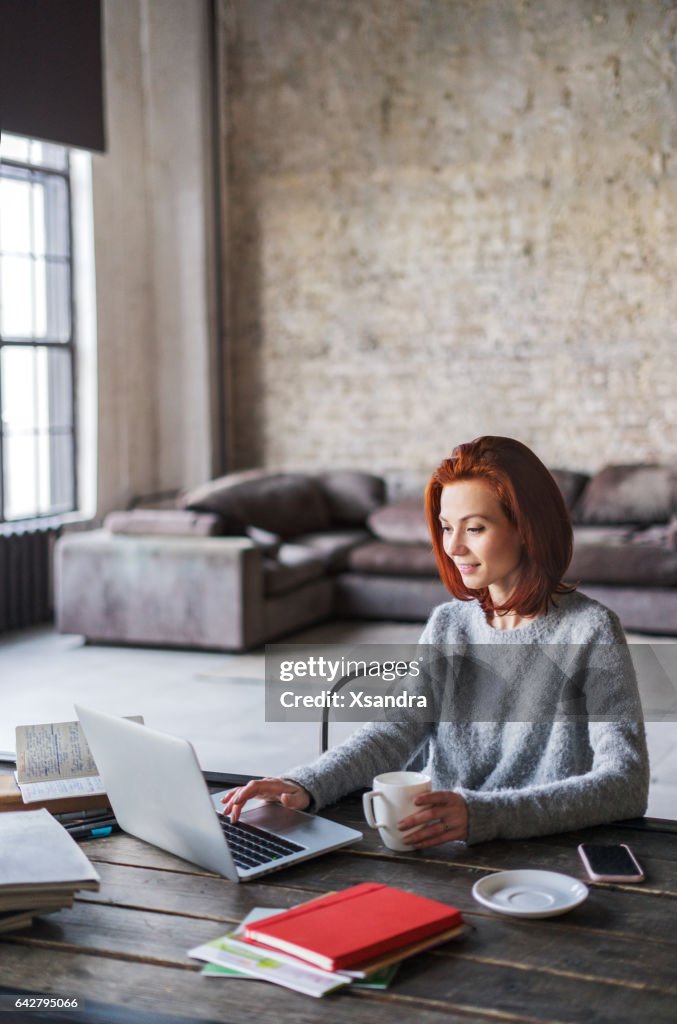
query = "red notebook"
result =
(243, 882, 463, 971)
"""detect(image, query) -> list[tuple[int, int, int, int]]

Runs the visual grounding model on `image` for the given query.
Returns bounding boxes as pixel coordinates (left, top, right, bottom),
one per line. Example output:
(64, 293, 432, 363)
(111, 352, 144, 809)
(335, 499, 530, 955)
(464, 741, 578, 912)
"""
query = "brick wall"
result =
(219, 0, 676, 475)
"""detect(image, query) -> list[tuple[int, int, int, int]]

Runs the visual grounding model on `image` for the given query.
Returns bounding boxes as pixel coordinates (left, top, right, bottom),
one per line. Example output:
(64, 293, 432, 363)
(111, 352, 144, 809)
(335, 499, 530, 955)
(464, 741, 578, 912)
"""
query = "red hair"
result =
(425, 436, 575, 620)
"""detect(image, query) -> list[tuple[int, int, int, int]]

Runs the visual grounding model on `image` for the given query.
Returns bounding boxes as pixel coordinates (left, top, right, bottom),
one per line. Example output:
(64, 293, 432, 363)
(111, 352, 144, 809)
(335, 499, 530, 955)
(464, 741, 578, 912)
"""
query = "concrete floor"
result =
(1, 622, 675, 818)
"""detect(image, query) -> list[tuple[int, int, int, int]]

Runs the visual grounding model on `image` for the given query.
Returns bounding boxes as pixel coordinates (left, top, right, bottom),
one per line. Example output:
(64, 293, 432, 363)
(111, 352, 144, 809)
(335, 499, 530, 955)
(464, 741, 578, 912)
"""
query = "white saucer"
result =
(472, 869, 589, 918)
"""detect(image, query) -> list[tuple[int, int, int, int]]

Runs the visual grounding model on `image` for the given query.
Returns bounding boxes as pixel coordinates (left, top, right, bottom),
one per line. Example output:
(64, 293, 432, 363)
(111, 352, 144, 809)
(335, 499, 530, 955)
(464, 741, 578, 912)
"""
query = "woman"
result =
(222, 436, 649, 846)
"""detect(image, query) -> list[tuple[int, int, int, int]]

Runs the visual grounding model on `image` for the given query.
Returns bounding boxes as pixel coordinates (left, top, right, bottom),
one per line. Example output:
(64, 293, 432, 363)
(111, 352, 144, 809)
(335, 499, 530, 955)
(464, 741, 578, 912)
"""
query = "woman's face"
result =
(439, 479, 524, 602)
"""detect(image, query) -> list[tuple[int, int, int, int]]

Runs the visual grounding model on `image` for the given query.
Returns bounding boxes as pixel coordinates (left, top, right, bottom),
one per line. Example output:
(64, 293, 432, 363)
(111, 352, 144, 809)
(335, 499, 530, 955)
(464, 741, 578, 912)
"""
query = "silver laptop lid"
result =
(75, 705, 239, 880)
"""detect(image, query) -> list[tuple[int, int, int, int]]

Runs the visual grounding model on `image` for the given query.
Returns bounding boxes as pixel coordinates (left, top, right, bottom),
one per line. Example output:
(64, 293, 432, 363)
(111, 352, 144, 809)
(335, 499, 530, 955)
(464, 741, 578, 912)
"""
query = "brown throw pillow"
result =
(316, 470, 386, 525)
(180, 471, 332, 539)
(367, 498, 430, 545)
(548, 469, 589, 512)
(573, 465, 677, 525)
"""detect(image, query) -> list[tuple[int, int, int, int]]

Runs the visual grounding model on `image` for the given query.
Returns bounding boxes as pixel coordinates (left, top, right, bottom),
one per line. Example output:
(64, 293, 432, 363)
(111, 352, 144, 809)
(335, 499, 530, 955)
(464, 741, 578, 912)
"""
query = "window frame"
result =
(0, 137, 78, 524)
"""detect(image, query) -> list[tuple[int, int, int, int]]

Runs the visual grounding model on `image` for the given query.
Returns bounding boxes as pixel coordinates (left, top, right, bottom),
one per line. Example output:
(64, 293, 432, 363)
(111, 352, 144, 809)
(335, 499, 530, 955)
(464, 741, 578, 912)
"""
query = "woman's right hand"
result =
(220, 777, 311, 823)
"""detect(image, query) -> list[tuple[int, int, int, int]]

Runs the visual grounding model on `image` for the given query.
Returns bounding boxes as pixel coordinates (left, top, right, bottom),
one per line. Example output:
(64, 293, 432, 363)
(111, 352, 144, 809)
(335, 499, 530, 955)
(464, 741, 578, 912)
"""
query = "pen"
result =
(66, 820, 120, 840)
(55, 808, 115, 825)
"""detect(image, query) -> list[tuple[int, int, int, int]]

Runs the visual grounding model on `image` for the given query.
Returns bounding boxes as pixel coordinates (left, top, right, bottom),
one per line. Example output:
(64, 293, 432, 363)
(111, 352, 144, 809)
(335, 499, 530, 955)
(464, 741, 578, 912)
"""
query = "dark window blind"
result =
(0, 0, 105, 152)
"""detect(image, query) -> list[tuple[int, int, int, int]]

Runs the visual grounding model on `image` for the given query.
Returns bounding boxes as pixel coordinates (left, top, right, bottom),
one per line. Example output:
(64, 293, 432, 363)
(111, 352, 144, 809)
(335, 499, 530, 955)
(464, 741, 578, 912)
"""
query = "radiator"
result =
(0, 524, 60, 633)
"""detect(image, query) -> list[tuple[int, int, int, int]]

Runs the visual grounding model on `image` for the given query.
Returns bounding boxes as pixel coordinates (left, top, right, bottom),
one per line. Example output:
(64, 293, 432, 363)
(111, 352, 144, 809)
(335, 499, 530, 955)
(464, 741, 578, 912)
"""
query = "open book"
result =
(0, 716, 141, 812)
(15, 719, 108, 804)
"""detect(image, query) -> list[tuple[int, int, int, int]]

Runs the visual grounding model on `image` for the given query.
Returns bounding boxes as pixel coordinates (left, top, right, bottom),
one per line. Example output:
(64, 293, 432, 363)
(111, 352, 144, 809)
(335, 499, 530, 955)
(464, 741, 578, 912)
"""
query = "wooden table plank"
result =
(381, 948, 677, 1024)
(3, 848, 675, 1001)
(2, 925, 671, 1024)
(80, 826, 677, 948)
(78, 855, 677, 949)
(88, 819, 677, 898)
(85, 833, 218, 873)
(0, 946, 501, 1024)
(76, 861, 326, 921)
(91, 799, 677, 877)
(328, 798, 677, 864)
(5, 902, 231, 965)
(223, 848, 677, 940)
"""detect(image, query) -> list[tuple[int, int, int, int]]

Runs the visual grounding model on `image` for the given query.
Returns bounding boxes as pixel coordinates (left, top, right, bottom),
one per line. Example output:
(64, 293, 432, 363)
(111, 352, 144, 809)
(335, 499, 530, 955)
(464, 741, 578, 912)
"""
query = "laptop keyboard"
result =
(218, 815, 306, 870)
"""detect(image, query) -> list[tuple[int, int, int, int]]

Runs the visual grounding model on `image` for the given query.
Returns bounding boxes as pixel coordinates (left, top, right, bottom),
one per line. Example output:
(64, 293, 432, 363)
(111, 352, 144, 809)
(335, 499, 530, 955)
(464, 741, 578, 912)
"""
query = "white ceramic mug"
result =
(362, 771, 432, 851)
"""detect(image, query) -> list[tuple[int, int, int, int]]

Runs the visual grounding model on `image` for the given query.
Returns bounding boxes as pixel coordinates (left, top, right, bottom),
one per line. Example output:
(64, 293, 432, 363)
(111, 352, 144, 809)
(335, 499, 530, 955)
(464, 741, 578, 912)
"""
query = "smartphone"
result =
(577, 843, 645, 883)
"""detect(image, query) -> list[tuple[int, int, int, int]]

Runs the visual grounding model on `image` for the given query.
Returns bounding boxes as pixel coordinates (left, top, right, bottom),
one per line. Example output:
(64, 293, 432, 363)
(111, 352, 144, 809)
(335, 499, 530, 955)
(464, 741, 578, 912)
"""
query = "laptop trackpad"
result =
(210, 791, 307, 834)
(242, 801, 318, 839)
(210, 791, 358, 846)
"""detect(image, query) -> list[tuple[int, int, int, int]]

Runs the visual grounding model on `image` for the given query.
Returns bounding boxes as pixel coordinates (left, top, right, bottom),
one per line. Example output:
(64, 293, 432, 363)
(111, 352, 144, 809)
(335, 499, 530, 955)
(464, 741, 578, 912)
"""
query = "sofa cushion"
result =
(263, 544, 327, 596)
(316, 471, 385, 525)
(631, 518, 677, 550)
(335, 572, 449, 621)
(367, 499, 430, 545)
(549, 469, 589, 512)
(179, 467, 268, 509)
(104, 509, 224, 537)
(347, 540, 438, 577)
(292, 529, 371, 570)
(572, 525, 634, 546)
(383, 470, 430, 503)
(180, 471, 332, 539)
(567, 542, 677, 587)
(573, 464, 677, 525)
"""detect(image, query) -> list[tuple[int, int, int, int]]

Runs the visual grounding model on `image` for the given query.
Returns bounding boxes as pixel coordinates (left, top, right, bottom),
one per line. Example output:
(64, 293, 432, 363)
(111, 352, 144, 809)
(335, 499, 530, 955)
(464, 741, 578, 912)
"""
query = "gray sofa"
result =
(55, 464, 677, 650)
(56, 470, 381, 651)
(335, 465, 677, 635)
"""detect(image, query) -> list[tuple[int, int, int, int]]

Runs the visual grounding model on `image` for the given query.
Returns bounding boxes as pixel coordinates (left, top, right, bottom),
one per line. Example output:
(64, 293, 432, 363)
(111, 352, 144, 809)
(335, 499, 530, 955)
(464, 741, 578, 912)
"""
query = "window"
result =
(0, 133, 77, 521)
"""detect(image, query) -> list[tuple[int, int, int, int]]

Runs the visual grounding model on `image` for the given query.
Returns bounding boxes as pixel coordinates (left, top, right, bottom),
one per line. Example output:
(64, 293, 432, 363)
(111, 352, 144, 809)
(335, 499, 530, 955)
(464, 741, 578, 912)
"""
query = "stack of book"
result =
(189, 882, 465, 998)
(0, 809, 101, 934)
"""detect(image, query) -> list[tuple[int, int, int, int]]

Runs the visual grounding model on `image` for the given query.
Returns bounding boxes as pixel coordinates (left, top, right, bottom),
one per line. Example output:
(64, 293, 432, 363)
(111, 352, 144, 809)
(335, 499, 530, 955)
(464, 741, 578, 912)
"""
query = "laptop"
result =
(75, 705, 362, 881)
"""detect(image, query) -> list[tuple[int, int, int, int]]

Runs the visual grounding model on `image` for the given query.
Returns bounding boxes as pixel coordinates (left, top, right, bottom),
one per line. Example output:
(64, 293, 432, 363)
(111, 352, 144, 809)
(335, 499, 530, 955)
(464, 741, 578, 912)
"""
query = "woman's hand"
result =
(220, 777, 311, 823)
(397, 790, 468, 847)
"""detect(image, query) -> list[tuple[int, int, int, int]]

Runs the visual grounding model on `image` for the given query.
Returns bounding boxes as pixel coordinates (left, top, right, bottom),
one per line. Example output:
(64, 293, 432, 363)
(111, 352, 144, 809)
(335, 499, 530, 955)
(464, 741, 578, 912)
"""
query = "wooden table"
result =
(1, 792, 676, 1024)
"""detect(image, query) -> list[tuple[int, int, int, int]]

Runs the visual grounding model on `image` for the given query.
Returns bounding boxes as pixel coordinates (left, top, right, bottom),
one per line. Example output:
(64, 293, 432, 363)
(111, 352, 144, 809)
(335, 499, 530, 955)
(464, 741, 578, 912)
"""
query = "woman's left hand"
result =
(398, 790, 468, 847)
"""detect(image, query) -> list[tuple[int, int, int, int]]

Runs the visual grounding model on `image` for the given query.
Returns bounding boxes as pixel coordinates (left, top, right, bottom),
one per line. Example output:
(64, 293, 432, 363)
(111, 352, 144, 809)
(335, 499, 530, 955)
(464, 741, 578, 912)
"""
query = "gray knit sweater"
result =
(285, 592, 650, 845)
